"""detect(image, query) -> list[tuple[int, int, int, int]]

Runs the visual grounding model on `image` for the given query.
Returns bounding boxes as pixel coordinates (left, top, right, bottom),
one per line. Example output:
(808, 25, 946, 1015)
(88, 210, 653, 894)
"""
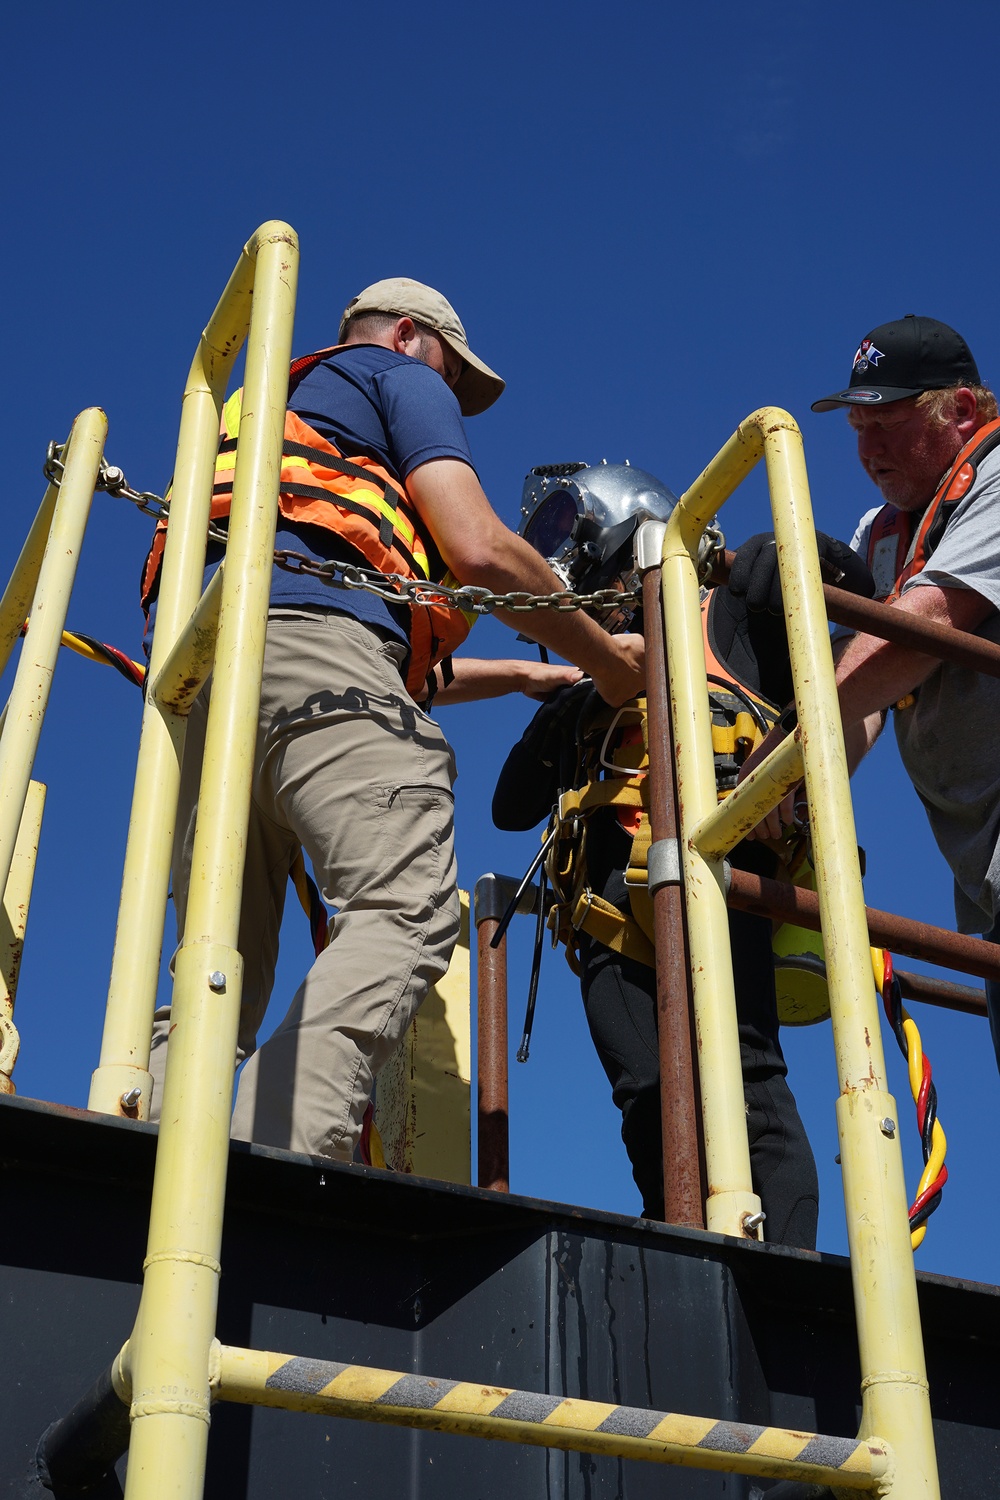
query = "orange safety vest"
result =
(865, 417, 1000, 602)
(140, 345, 475, 696)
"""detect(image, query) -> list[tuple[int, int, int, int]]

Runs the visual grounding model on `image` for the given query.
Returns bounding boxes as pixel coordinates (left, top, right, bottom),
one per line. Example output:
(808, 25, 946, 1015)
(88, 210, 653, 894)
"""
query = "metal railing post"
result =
(0, 409, 106, 899)
(671, 407, 939, 1498)
(660, 495, 762, 1240)
(636, 528, 705, 1227)
(474, 875, 511, 1193)
(89, 227, 284, 1121)
(121, 223, 298, 1500)
(0, 778, 45, 1092)
(0, 481, 61, 677)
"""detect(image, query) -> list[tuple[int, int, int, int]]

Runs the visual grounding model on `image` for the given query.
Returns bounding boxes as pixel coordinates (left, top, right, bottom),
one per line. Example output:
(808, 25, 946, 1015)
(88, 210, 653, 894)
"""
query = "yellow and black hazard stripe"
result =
(217, 1346, 888, 1489)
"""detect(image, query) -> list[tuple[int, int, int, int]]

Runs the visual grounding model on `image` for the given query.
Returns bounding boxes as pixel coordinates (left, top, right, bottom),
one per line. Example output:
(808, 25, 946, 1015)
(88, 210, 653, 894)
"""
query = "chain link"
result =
(44, 442, 230, 542)
(42, 440, 725, 616)
(698, 520, 726, 583)
(272, 552, 639, 616)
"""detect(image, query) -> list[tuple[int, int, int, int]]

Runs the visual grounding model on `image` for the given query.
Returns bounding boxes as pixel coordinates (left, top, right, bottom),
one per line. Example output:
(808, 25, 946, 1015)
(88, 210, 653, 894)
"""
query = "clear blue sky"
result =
(2, 2, 998, 1284)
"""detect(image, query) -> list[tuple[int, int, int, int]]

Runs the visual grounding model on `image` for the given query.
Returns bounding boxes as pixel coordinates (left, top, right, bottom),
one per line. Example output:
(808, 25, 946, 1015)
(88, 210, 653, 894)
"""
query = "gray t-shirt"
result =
(848, 445, 1000, 932)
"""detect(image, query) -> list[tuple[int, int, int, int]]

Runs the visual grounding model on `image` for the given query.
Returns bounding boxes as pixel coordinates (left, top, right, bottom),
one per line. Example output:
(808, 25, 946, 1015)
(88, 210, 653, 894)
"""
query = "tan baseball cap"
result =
(338, 277, 505, 417)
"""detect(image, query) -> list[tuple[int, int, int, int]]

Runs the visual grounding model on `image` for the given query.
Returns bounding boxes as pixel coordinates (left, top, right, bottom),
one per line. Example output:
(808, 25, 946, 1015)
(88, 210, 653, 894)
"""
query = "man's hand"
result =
(520, 662, 586, 700)
(588, 631, 645, 707)
(406, 458, 647, 694)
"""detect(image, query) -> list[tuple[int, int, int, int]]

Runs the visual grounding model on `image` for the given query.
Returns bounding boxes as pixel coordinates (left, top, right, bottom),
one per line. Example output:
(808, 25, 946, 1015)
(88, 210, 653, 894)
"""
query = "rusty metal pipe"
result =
(642, 560, 705, 1228)
(713, 550, 1000, 679)
(893, 969, 987, 1018)
(727, 867, 1000, 984)
(476, 911, 509, 1193)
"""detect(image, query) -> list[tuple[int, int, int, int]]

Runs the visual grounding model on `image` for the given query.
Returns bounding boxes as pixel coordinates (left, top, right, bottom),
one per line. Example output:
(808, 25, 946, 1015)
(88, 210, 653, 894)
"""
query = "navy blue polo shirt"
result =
(144, 345, 474, 653)
(272, 344, 475, 641)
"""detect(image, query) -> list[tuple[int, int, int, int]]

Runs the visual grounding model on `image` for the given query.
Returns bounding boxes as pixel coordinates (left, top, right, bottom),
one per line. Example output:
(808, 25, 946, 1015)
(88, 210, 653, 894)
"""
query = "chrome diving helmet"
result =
(519, 461, 678, 628)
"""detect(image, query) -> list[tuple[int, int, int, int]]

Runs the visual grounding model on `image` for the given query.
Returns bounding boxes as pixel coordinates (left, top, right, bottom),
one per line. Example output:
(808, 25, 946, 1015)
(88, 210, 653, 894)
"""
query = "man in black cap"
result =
(741, 315, 1000, 1075)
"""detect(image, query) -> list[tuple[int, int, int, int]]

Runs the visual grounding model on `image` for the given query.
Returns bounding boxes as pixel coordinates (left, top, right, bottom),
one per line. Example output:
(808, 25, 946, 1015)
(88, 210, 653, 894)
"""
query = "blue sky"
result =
(2, 2, 999, 1284)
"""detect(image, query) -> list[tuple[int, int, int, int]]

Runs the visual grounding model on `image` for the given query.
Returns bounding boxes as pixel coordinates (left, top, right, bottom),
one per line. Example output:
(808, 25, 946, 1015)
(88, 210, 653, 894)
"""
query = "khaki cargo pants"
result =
(149, 610, 460, 1160)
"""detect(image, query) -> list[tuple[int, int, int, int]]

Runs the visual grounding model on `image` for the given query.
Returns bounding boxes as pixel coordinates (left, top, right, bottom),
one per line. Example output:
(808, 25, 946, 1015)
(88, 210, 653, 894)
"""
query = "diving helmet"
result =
(519, 461, 678, 603)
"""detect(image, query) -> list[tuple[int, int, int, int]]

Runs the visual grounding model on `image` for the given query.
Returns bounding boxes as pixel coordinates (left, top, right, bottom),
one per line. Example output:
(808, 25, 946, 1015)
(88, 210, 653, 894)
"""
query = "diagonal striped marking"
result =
(747, 1427, 811, 1462)
(541, 1399, 619, 1432)
(323, 1365, 403, 1403)
(796, 1433, 869, 1471)
(375, 1374, 460, 1410)
(649, 1413, 717, 1446)
(595, 1404, 668, 1439)
(265, 1357, 348, 1396)
(491, 1390, 564, 1424)
(432, 1382, 511, 1416)
(697, 1421, 768, 1454)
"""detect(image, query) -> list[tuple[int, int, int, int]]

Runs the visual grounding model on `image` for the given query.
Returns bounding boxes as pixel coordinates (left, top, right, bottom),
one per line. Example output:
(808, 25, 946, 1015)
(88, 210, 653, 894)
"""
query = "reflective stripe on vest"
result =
(865, 416, 1000, 602)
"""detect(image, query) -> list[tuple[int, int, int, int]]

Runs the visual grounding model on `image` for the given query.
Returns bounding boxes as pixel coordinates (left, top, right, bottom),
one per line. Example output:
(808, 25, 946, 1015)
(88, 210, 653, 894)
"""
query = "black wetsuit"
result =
(493, 589, 818, 1246)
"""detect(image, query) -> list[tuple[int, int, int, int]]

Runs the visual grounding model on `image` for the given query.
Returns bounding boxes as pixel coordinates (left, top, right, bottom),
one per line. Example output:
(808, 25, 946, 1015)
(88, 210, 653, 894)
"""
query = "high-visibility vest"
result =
(865, 416, 1000, 602)
(140, 345, 475, 696)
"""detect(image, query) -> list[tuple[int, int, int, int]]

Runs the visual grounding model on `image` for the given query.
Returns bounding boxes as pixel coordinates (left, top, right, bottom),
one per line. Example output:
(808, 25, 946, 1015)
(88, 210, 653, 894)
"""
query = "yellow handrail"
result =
(89, 224, 295, 1120)
(0, 409, 106, 899)
(107, 223, 298, 1500)
(662, 407, 939, 1499)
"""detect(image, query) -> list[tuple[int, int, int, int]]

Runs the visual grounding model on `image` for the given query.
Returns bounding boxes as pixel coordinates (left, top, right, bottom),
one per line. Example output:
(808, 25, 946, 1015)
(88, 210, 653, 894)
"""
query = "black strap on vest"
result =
(218, 434, 400, 552)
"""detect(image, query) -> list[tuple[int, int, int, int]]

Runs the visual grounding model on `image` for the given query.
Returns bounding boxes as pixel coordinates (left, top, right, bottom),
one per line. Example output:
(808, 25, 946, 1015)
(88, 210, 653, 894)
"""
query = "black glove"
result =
(729, 531, 876, 616)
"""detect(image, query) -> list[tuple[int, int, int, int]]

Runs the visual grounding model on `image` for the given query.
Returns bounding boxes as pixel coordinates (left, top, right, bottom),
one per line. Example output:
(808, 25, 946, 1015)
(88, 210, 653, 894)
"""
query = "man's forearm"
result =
(426, 657, 582, 706)
(447, 521, 629, 679)
(406, 457, 644, 703)
(834, 578, 994, 735)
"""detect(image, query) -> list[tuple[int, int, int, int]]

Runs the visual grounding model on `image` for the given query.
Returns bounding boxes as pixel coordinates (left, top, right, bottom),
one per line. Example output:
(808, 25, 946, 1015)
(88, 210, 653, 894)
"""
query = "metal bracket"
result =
(647, 839, 681, 895)
(474, 872, 549, 927)
(635, 519, 667, 574)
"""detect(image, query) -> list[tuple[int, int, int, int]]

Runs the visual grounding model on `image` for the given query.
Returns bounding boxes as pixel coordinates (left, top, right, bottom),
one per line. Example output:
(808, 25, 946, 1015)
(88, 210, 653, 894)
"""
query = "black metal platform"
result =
(2, 1094, 997, 1499)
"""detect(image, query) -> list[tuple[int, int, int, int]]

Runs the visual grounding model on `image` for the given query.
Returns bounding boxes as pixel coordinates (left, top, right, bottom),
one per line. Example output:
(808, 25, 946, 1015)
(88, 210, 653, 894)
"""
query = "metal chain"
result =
(42, 441, 726, 617)
(698, 520, 726, 582)
(44, 442, 229, 543)
(272, 553, 639, 616)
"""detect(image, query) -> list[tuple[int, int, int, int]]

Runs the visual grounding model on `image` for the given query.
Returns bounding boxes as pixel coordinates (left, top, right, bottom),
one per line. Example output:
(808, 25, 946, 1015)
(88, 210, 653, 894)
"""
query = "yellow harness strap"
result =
(558, 778, 647, 817)
(570, 888, 656, 967)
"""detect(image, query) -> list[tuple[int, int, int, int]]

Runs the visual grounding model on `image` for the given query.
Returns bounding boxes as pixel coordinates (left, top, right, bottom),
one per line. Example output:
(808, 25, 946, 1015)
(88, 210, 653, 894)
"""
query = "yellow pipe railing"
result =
(121, 223, 298, 1500)
(0, 409, 107, 900)
(89, 225, 292, 1121)
(664, 407, 939, 1499)
(0, 482, 60, 678)
(149, 564, 224, 717)
(660, 489, 762, 1240)
(0, 778, 45, 1093)
(211, 1341, 890, 1490)
(689, 730, 803, 859)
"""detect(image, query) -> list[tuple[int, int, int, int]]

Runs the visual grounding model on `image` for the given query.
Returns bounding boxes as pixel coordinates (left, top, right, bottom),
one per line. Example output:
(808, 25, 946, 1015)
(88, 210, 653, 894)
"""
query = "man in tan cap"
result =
(150, 276, 644, 1163)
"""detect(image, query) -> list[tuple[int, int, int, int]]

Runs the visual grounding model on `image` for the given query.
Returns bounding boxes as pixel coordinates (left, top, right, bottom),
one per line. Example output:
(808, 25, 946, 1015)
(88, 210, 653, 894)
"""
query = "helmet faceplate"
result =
(519, 461, 678, 596)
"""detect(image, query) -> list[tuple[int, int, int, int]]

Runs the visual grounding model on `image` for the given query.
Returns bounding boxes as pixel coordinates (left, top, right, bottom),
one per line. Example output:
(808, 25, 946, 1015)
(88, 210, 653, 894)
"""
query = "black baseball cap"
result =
(811, 315, 980, 412)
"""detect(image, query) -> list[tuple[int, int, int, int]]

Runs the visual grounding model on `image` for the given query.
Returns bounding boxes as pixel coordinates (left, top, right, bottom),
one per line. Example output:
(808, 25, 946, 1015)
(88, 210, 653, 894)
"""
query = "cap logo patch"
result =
(851, 340, 881, 375)
(849, 390, 883, 403)
(852, 339, 885, 374)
